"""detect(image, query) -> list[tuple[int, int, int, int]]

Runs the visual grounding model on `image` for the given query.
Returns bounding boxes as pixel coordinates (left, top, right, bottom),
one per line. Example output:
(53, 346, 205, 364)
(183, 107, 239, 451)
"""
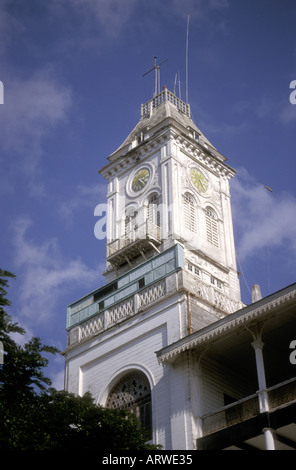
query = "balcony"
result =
(202, 394, 260, 436)
(107, 220, 161, 268)
(70, 279, 166, 345)
(67, 243, 184, 337)
(199, 378, 296, 450)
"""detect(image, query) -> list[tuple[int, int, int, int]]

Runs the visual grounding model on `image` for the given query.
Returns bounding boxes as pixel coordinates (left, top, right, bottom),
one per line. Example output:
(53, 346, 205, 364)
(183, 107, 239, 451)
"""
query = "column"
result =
(188, 351, 204, 440)
(251, 339, 269, 412)
(263, 428, 276, 450)
(251, 338, 276, 451)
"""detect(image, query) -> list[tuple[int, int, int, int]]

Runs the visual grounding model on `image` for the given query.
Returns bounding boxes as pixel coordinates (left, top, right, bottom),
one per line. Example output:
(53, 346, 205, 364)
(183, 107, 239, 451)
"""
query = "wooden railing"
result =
(201, 377, 296, 436)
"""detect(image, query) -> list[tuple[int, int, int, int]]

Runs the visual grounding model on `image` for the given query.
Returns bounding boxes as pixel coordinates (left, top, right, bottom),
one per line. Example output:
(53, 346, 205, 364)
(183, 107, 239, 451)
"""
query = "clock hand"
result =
(139, 177, 147, 186)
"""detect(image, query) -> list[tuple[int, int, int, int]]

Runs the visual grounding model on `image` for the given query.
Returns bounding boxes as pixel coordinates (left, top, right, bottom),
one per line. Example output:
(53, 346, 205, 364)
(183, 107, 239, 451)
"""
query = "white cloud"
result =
(60, 0, 138, 38)
(0, 68, 72, 194)
(11, 217, 103, 324)
(52, 0, 229, 41)
(51, 367, 65, 390)
(48, 354, 66, 390)
(255, 95, 296, 125)
(59, 183, 107, 224)
(0, 1, 23, 55)
(1, 69, 71, 144)
(231, 168, 296, 261)
(279, 103, 296, 124)
(170, 0, 229, 17)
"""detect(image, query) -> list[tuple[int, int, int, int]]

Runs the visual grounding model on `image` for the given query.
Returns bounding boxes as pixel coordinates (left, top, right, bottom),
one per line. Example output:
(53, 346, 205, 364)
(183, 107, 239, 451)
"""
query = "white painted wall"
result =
(65, 292, 190, 449)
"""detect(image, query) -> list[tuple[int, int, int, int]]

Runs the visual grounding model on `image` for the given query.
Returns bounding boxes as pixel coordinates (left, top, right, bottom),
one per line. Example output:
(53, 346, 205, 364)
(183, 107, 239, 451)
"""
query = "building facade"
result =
(63, 89, 296, 450)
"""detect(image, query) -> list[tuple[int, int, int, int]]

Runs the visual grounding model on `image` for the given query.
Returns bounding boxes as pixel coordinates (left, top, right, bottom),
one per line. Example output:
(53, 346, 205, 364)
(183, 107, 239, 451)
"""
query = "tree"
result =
(0, 269, 159, 450)
(0, 269, 59, 399)
(0, 269, 59, 449)
(16, 389, 156, 450)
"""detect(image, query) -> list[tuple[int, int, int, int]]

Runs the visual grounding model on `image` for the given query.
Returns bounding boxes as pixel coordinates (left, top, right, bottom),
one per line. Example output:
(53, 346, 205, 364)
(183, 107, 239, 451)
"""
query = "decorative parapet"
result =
(108, 296, 134, 326)
(68, 270, 242, 347)
(67, 243, 184, 331)
(80, 313, 104, 341)
(181, 270, 243, 317)
(68, 279, 167, 346)
(138, 280, 166, 310)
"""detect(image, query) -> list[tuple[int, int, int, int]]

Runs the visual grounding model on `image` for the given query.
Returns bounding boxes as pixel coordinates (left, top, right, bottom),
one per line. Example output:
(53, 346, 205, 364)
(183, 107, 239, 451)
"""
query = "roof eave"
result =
(156, 282, 296, 365)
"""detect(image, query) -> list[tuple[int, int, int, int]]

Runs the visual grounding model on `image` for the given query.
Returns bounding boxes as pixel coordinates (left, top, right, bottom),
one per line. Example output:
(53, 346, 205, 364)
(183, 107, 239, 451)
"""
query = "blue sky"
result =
(1, 0, 296, 389)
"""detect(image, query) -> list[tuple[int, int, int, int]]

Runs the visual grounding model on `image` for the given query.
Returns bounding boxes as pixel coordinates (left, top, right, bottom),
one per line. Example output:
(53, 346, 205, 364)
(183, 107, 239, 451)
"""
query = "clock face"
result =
(190, 168, 208, 193)
(131, 168, 150, 192)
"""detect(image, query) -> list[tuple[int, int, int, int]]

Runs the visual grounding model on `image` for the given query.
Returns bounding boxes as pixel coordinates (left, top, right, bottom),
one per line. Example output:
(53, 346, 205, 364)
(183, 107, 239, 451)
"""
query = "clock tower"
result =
(100, 87, 241, 308)
(64, 88, 244, 449)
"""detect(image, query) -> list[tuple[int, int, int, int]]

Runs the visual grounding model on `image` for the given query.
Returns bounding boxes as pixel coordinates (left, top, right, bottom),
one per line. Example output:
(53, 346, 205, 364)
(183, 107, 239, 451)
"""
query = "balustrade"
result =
(141, 89, 191, 118)
(76, 279, 166, 342)
(200, 378, 296, 437)
(107, 220, 161, 259)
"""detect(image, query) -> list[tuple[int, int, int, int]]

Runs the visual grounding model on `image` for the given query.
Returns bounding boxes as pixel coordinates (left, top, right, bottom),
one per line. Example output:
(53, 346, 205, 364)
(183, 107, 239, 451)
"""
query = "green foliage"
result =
(2, 388, 157, 450)
(0, 269, 59, 403)
(0, 269, 159, 451)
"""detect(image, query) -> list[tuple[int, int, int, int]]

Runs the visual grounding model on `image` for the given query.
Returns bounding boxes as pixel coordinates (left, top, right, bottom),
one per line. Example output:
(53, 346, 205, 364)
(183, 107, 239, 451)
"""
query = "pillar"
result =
(251, 339, 269, 412)
(251, 337, 276, 450)
(263, 428, 275, 450)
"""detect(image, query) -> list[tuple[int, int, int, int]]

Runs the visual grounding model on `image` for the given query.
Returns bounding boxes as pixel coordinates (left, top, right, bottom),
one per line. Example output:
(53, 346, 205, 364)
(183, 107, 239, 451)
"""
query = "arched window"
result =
(147, 193, 160, 240)
(147, 194, 160, 226)
(106, 371, 152, 440)
(125, 206, 138, 242)
(205, 207, 219, 247)
(183, 193, 197, 233)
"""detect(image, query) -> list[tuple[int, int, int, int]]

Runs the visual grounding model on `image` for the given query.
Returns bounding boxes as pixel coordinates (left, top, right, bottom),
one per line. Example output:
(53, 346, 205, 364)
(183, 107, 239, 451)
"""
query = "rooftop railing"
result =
(141, 89, 191, 119)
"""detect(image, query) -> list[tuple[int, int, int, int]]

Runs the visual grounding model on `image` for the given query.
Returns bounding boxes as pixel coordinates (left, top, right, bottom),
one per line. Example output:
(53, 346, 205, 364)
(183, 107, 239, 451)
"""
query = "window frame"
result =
(205, 206, 219, 248)
(183, 192, 197, 233)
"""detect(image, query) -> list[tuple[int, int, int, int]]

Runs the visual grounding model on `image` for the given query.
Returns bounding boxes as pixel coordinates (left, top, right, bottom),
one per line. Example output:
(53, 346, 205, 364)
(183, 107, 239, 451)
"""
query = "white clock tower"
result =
(64, 87, 244, 449)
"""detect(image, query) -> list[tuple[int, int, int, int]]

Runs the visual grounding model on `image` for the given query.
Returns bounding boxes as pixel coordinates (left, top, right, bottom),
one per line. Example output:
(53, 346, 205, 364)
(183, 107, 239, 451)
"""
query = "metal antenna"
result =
(178, 71, 181, 99)
(174, 72, 182, 98)
(264, 184, 273, 294)
(186, 12, 190, 103)
(142, 57, 168, 97)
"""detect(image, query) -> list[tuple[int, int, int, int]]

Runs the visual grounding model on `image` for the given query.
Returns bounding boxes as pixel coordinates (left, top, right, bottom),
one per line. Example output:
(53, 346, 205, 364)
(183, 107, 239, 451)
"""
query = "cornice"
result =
(99, 130, 170, 180)
(99, 110, 236, 183)
(172, 131, 236, 180)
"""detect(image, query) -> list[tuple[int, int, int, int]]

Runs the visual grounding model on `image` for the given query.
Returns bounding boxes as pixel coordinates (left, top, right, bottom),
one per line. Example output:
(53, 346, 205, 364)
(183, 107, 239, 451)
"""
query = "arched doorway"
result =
(106, 371, 152, 440)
